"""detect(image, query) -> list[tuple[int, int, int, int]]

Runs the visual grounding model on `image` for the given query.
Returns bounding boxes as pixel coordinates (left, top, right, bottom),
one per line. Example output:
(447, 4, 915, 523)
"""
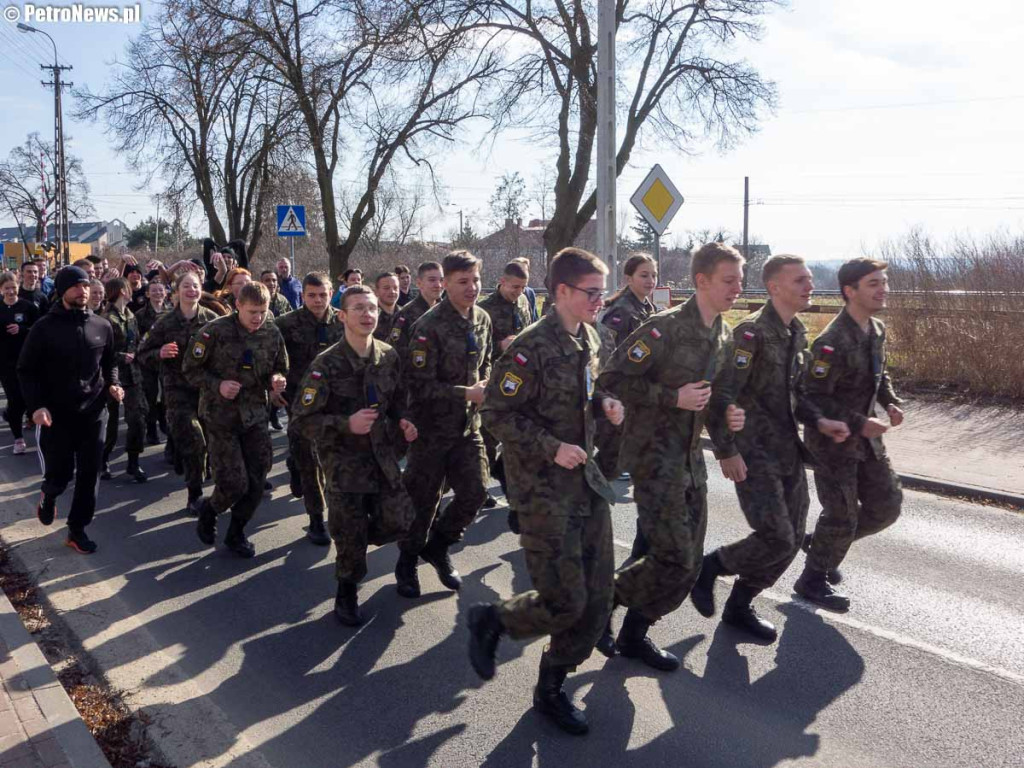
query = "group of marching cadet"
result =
(3, 241, 905, 735)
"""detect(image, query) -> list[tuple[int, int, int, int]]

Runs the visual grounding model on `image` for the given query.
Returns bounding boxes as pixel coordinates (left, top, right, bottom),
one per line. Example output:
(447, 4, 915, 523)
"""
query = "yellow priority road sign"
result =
(630, 164, 684, 236)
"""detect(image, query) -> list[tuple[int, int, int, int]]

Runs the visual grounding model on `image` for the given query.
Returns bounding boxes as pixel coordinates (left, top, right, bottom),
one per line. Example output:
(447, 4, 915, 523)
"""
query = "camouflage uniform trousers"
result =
(102, 385, 148, 459)
(717, 466, 810, 591)
(165, 390, 207, 490)
(327, 486, 415, 583)
(614, 479, 708, 622)
(141, 367, 162, 430)
(286, 401, 327, 518)
(497, 496, 614, 668)
(399, 430, 488, 555)
(207, 423, 274, 523)
(807, 454, 902, 572)
(593, 415, 622, 479)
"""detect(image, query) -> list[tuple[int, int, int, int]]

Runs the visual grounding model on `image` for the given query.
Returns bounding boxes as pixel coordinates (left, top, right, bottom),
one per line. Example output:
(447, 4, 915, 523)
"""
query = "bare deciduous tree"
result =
(465, 0, 779, 259)
(0, 133, 92, 243)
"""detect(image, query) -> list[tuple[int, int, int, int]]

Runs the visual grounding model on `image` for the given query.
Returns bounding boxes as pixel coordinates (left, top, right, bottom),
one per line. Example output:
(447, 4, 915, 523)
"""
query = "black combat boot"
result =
(288, 460, 303, 498)
(802, 533, 842, 584)
(307, 514, 330, 546)
(125, 453, 148, 483)
(146, 421, 160, 446)
(334, 581, 362, 626)
(630, 527, 648, 559)
(420, 532, 462, 591)
(36, 493, 57, 526)
(594, 614, 617, 659)
(269, 408, 283, 431)
(196, 498, 217, 546)
(721, 582, 778, 642)
(690, 550, 732, 618)
(615, 609, 680, 671)
(186, 485, 203, 516)
(483, 493, 498, 509)
(467, 603, 504, 680)
(224, 517, 256, 559)
(794, 566, 850, 612)
(533, 660, 588, 735)
(394, 551, 421, 598)
(507, 509, 520, 534)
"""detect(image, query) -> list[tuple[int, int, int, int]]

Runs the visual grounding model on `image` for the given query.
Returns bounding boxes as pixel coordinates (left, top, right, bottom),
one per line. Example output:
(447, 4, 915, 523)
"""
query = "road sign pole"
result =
(289, 237, 295, 275)
(654, 230, 661, 278)
(597, 0, 617, 292)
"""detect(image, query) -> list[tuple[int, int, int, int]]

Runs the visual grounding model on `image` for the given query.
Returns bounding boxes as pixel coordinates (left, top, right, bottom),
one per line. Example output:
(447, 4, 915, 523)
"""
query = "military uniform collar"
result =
(410, 294, 431, 314)
(340, 335, 382, 366)
(624, 289, 655, 315)
(541, 311, 588, 356)
(837, 306, 875, 340)
(761, 299, 806, 337)
(301, 305, 334, 324)
(679, 294, 722, 337)
(438, 298, 478, 323)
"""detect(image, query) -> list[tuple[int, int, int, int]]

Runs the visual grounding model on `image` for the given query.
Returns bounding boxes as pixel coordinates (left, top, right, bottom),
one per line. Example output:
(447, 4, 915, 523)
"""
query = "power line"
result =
(782, 93, 1024, 114)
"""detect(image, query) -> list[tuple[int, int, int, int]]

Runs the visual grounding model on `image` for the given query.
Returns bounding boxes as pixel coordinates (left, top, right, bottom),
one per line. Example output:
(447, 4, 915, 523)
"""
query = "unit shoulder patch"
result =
(811, 360, 831, 379)
(628, 340, 651, 363)
(192, 342, 206, 359)
(301, 387, 317, 406)
(411, 349, 427, 369)
(734, 348, 753, 369)
(500, 371, 523, 396)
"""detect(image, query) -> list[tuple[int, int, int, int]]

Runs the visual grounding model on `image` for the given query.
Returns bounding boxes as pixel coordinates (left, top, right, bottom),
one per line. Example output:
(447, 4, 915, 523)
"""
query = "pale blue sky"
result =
(1, 0, 1022, 260)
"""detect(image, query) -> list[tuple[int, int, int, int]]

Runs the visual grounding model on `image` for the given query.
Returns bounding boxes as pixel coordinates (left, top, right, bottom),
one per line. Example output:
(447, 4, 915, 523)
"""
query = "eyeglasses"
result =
(566, 284, 606, 304)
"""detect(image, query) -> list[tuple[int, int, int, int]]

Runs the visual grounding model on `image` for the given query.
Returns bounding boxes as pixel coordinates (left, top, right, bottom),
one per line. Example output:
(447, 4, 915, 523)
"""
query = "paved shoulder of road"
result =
(883, 396, 1024, 501)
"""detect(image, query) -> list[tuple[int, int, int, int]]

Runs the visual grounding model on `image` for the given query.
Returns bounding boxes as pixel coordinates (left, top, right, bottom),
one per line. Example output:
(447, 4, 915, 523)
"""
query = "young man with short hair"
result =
(794, 257, 904, 612)
(183, 281, 289, 558)
(394, 264, 414, 306)
(509, 256, 539, 321)
(289, 284, 419, 625)
(690, 255, 850, 640)
(18, 261, 49, 313)
(33, 259, 53, 298)
(372, 272, 401, 343)
(598, 242, 746, 669)
(394, 252, 491, 598)
(387, 261, 444, 355)
(275, 272, 345, 544)
(260, 270, 293, 317)
(468, 247, 624, 734)
(477, 260, 533, 510)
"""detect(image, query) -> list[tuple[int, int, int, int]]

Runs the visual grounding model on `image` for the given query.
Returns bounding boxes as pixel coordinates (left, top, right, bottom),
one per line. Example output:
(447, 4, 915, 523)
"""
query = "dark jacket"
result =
(17, 303, 119, 418)
(0, 299, 39, 371)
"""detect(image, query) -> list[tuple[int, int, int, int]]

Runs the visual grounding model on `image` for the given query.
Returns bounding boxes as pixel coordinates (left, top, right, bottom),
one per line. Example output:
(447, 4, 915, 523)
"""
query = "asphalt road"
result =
(0, 429, 1021, 768)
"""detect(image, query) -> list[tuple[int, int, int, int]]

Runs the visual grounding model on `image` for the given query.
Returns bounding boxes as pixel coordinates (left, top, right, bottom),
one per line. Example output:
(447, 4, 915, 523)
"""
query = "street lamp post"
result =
(18, 22, 72, 266)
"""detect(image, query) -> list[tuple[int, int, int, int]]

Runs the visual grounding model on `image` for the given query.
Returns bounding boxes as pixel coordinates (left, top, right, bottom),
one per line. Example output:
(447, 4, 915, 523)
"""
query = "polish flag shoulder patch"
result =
(649, 327, 662, 340)
(310, 371, 322, 380)
(416, 335, 428, 343)
(742, 330, 755, 341)
(514, 352, 528, 366)
(822, 345, 835, 355)
(201, 331, 211, 339)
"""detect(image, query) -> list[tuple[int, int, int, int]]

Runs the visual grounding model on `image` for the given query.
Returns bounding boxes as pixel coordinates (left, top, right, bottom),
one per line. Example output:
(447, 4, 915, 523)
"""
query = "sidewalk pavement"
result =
(0, 589, 110, 768)
(883, 397, 1024, 507)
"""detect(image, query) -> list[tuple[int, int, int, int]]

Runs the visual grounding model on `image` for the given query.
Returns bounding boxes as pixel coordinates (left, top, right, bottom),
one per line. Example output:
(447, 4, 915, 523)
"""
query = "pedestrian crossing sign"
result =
(277, 205, 307, 237)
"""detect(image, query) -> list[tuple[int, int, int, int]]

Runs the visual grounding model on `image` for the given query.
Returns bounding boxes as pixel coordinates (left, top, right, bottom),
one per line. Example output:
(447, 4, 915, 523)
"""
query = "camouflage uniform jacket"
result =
(481, 312, 614, 517)
(101, 304, 142, 387)
(478, 289, 532, 359)
(406, 299, 492, 439)
(288, 337, 406, 493)
(268, 292, 292, 318)
(387, 293, 432, 352)
(374, 306, 399, 343)
(598, 290, 656, 368)
(181, 313, 289, 430)
(801, 308, 902, 465)
(712, 300, 819, 475)
(134, 302, 168, 338)
(274, 305, 344, 401)
(138, 306, 219, 398)
(598, 295, 732, 488)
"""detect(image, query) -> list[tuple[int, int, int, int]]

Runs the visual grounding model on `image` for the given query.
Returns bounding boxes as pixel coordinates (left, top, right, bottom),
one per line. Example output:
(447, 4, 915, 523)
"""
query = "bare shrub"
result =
(881, 230, 1024, 400)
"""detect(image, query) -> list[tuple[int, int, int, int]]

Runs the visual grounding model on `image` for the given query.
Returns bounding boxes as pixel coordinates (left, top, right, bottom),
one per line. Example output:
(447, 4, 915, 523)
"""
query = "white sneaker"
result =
(13, 439, 26, 455)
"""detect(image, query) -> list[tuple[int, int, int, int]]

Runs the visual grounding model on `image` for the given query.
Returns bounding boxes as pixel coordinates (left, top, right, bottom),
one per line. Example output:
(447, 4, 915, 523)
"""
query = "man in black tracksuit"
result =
(17, 267, 123, 554)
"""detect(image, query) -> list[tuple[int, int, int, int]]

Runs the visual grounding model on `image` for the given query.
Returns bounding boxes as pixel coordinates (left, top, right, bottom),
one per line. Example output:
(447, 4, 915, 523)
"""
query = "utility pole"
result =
(19, 23, 71, 266)
(155, 197, 161, 253)
(742, 175, 750, 264)
(596, 0, 618, 291)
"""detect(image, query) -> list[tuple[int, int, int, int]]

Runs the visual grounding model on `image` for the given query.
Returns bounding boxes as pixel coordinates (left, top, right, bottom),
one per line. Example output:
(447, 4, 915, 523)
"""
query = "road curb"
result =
(697, 437, 1024, 510)
(0, 589, 112, 768)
